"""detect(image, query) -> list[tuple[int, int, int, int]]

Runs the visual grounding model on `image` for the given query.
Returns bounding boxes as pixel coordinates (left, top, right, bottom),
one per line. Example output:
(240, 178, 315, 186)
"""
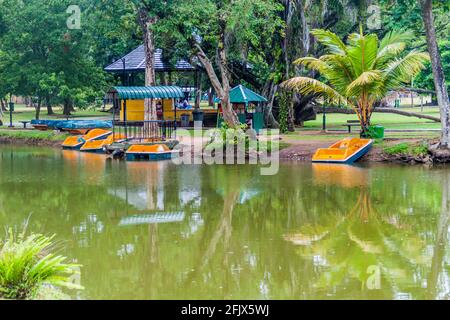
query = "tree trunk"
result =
(35, 98, 42, 120)
(0, 99, 8, 112)
(421, 0, 450, 147)
(208, 88, 214, 107)
(138, 7, 157, 122)
(262, 81, 280, 128)
(194, 44, 239, 127)
(63, 99, 72, 116)
(195, 72, 202, 110)
(46, 96, 54, 115)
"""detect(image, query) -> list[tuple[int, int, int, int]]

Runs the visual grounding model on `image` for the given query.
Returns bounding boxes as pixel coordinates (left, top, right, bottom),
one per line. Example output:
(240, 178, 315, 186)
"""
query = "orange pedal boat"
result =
(62, 129, 112, 150)
(80, 133, 126, 153)
(312, 138, 373, 164)
(126, 144, 179, 161)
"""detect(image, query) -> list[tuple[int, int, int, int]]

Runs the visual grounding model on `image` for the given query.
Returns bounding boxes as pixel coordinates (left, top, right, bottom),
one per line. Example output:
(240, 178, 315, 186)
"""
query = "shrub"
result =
(205, 123, 274, 155)
(383, 143, 409, 155)
(383, 142, 429, 157)
(0, 229, 82, 300)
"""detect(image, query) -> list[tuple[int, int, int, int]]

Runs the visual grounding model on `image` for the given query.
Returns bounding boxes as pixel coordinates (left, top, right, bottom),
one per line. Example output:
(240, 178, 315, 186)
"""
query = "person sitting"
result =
(182, 100, 192, 110)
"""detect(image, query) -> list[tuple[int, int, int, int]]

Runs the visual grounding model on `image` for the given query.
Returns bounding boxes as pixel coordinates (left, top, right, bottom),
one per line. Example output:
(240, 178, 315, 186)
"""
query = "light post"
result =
(8, 96, 14, 128)
(322, 103, 326, 132)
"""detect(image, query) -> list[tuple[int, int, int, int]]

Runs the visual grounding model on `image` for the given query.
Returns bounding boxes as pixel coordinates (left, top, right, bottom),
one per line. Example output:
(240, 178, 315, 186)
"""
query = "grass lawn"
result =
(2, 104, 107, 123)
(303, 107, 442, 131)
(0, 129, 69, 141)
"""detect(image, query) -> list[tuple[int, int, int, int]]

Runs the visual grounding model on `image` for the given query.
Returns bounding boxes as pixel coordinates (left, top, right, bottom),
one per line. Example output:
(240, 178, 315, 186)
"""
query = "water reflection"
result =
(0, 146, 449, 299)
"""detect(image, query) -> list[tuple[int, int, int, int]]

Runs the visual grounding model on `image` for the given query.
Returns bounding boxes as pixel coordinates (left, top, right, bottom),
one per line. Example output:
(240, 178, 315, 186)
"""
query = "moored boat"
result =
(80, 133, 126, 153)
(125, 144, 179, 161)
(312, 138, 373, 164)
(62, 129, 112, 150)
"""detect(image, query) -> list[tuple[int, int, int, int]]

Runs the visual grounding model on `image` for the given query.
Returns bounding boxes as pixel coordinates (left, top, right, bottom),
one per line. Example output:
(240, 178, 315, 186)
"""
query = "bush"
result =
(205, 123, 274, 154)
(383, 142, 429, 157)
(0, 229, 82, 300)
(383, 143, 409, 155)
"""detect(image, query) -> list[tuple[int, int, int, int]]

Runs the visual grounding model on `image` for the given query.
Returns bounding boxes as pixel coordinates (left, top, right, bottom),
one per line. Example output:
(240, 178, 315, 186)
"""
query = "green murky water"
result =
(0, 145, 449, 300)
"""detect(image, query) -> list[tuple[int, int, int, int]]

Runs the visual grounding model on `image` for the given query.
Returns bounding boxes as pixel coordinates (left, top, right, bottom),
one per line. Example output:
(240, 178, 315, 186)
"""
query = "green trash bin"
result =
(368, 125, 384, 139)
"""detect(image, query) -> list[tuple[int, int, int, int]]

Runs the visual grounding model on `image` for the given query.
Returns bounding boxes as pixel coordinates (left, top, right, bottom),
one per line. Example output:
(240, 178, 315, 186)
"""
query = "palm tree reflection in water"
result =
(284, 164, 439, 299)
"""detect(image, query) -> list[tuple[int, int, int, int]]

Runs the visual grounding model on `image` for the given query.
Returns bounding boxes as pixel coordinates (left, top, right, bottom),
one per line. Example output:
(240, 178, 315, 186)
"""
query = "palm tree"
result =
(282, 27, 430, 134)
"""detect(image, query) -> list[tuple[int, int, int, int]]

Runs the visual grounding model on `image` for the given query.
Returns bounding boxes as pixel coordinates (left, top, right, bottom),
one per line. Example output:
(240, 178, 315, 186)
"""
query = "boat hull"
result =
(125, 144, 179, 161)
(126, 152, 176, 161)
(312, 139, 373, 164)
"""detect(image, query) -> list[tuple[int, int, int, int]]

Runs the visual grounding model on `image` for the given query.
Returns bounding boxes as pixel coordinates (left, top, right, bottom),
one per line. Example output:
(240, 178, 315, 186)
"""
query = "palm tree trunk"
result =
(421, 0, 450, 148)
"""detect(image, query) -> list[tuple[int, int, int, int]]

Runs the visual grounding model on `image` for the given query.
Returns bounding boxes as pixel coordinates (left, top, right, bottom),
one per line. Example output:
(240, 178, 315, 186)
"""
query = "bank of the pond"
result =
(279, 136, 442, 164)
(0, 129, 68, 147)
(0, 128, 444, 164)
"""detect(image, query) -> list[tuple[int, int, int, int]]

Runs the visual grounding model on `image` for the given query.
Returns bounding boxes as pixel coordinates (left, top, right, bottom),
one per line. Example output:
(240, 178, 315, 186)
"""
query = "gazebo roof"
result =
(105, 46, 195, 73)
(109, 86, 185, 100)
(229, 85, 268, 104)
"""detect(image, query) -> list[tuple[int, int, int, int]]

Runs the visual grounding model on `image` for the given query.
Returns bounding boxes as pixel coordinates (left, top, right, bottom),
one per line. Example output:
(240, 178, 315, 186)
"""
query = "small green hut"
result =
(217, 85, 267, 133)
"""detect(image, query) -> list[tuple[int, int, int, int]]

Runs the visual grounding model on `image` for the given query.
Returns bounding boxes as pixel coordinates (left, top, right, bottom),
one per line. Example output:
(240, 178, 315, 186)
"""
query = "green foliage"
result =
(205, 122, 273, 154)
(415, 40, 450, 93)
(384, 142, 409, 155)
(0, 0, 111, 117)
(0, 229, 82, 300)
(278, 91, 291, 134)
(383, 142, 428, 156)
(282, 28, 430, 130)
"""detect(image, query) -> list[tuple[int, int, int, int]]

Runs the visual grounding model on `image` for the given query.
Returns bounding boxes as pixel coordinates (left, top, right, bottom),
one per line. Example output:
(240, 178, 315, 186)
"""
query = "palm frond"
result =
(346, 71, 382, 97)
(311, 29, 347, 55)
(282, 77, 350, 106)
(294, 57, 330, 73)
(381, 51, 430, 93)
(379, 30, 413, 52)
(347, 33, 379, 75)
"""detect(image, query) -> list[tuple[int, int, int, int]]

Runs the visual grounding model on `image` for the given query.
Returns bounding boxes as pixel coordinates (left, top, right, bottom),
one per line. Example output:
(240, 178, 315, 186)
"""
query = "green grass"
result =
(0, 129, 69, 141)
(305, 107, 441, 131)
(383, 142, 429, 156)
(2, 104, 107, 122)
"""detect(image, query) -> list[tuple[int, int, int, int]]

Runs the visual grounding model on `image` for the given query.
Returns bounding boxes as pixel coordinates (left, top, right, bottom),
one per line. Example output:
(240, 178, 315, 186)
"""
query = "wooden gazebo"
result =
(105, 46, 201, 98)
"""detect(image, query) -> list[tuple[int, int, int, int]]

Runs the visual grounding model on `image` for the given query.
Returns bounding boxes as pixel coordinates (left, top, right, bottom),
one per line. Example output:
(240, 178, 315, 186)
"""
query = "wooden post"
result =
(322, 104, 326, 132)
(123, 99, 127, 140)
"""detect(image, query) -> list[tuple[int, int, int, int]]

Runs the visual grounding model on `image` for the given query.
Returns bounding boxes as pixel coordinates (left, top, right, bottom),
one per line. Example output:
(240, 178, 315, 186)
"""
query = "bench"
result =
(342, 120, 360, 133)
(19, 121, 30, 129)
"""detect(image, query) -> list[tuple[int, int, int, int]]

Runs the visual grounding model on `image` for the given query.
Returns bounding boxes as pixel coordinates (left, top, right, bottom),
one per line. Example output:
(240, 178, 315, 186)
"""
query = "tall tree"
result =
(133, 1, 158, 121)
(420, 0, 450, 148)
(282, 29, 429, 134)
(156, 0, 282, 127)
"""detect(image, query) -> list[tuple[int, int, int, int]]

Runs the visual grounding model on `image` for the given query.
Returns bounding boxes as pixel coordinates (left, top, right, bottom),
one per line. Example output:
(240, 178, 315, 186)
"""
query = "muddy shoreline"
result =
(0, 135, 445, 165)
(0, 136, 62, 148)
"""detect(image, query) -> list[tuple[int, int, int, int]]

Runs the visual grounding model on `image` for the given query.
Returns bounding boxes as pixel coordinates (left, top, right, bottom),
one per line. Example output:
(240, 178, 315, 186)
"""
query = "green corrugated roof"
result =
(229, 85, 268, 104)
(111, 86, 184, 100)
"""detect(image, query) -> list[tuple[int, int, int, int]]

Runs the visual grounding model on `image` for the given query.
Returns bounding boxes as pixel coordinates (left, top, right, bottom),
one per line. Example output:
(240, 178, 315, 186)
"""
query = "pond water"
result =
(0, 145, 449, 300)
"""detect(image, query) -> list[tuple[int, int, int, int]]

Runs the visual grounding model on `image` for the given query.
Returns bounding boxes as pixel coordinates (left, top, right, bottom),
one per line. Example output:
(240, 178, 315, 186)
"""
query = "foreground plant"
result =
(282, 27, 430, 135)
(0, 229, 82, 300)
